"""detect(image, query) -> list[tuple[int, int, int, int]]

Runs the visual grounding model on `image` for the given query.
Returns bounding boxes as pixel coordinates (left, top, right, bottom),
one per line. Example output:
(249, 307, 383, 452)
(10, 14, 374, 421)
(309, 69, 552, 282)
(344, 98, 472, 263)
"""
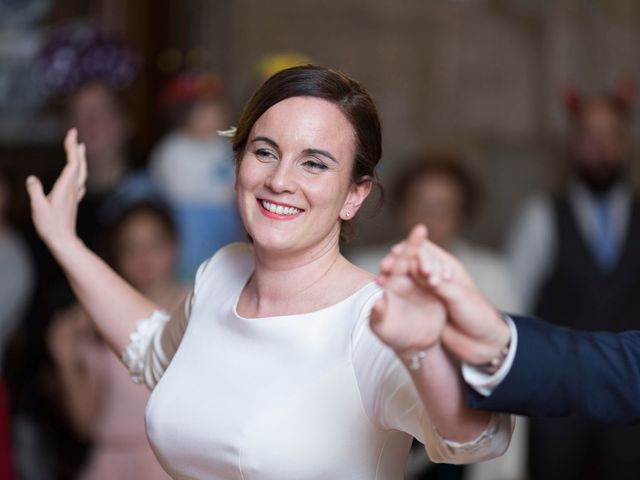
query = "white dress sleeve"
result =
(351, 292, 514, 464)
(121, 258, 210, 389)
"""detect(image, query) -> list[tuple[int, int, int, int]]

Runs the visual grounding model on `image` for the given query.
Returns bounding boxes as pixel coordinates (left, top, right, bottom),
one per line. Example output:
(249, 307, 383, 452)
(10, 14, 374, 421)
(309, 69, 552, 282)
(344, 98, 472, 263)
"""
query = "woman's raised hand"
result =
(26, 129, 88, 250)
(370, 225, 448, 357)
(379, 227, 511, 366)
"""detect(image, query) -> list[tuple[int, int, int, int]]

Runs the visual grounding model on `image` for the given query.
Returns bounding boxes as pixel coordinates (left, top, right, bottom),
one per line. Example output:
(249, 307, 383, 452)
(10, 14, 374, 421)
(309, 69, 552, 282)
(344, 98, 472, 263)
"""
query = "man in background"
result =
(508, 81, 640, 480)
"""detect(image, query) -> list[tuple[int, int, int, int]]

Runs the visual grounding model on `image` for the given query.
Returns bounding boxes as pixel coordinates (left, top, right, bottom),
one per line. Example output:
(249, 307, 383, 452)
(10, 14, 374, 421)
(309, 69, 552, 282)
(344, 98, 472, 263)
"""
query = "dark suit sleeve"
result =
(467, 315, 640, 425)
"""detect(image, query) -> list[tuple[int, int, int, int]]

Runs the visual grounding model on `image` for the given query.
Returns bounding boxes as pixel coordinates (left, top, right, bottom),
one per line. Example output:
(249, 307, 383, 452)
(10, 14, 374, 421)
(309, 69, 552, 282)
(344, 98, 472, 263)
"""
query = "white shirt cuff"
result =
(461, 316, 518, 397)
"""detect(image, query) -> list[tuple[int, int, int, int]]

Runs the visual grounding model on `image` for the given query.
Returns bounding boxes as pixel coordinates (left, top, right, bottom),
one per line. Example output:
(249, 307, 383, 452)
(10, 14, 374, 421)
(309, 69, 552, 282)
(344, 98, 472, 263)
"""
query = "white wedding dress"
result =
(123, 243, 512, 479)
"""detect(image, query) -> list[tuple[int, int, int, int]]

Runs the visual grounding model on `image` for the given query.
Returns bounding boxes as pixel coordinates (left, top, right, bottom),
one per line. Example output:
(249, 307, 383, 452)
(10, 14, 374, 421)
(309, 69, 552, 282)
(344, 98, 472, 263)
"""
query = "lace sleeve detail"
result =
(121, 310, 171, 388)
(424, 413, 514, 464)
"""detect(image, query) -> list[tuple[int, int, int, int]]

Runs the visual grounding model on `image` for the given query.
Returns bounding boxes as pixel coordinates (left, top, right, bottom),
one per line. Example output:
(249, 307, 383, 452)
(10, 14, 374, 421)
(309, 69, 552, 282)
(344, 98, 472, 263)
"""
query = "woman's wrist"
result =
(49, 234, 86, 262)
(395, 343, 442, 371)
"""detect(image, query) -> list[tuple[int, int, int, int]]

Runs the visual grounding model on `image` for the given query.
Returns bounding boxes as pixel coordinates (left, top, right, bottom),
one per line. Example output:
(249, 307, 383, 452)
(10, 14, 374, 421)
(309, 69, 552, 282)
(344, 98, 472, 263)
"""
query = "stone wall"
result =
(184, 0, 640, 247)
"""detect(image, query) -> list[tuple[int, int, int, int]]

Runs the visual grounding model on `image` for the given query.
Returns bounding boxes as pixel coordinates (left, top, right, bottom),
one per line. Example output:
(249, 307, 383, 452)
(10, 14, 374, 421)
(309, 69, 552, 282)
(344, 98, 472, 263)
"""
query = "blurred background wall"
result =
(2, 0, 640, 247)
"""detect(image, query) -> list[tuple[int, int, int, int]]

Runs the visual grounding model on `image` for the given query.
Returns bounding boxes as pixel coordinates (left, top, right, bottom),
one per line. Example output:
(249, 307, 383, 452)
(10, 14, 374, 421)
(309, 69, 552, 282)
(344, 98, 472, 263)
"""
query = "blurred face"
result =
(236, 96, 371, 255)
(115, 212, 177, 289)
(400, 174, 464, 248)
(571, 101, 631, 191)
(184, 99, 226, 138)
(68, 83, 129, 160)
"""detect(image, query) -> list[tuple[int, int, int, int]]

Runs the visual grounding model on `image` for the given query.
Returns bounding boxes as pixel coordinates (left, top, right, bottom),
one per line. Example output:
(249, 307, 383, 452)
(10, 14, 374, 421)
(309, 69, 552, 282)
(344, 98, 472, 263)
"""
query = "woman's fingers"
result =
(25, 175, 46, 209)
(64, 128, 79, 166)
(50, 129, 83, 200)
(390, 224, 428, 276)
(77, 143, 88, 188)
(406, 224, 428, 247)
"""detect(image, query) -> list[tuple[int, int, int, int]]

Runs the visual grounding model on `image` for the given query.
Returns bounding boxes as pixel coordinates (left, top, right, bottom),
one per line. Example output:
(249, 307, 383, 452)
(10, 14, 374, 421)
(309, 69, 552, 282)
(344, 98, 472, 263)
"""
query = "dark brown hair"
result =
(232, 65, 382, 185)
(393, 151, 481, 220)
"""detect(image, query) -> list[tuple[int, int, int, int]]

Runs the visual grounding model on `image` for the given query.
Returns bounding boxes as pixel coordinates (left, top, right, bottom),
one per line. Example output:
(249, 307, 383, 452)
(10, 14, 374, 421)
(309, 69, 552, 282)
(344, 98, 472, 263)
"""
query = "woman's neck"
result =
(242, 234, 350, 317)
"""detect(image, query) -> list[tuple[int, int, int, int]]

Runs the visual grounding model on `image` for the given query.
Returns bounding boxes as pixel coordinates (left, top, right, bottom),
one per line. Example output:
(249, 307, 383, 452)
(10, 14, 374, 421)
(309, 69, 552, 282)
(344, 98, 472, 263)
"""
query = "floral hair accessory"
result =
(217, 126, 237, 138)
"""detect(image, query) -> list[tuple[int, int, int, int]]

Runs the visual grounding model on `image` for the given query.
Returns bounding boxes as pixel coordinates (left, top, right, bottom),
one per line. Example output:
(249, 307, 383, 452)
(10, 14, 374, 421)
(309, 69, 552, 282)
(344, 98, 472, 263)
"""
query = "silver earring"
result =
(345, 211, 351, 218)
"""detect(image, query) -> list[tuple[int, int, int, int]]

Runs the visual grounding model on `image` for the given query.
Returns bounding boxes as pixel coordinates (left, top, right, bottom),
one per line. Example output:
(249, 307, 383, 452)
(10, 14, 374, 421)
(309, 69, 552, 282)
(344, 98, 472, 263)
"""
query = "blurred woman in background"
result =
(48, 202, 184, 480)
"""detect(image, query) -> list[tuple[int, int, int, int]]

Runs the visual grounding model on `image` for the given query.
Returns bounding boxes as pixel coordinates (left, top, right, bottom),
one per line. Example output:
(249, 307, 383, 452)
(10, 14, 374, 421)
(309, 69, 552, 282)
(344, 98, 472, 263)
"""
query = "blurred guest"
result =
(350, 152, 521, 480)
(69, 81, 158, 247)
(149, 72, 242, 281)
(507, 81, 640, 480)
(48, 202, 185, 480)
(0, 165, 34, 480)
(0, 166, 33, 369)
(351, 152, 519, 311)
(38, 24, 159, 248)
(7, 25, 158, 480)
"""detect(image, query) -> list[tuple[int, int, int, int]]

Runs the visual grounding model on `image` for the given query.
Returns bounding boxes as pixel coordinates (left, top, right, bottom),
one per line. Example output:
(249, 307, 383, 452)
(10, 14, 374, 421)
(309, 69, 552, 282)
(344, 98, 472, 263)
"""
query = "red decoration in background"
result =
(611, 76, 635, 114)
(563, 77, 636, 119)
(562, 83, 583, 118)
(159, 73, 222, 110)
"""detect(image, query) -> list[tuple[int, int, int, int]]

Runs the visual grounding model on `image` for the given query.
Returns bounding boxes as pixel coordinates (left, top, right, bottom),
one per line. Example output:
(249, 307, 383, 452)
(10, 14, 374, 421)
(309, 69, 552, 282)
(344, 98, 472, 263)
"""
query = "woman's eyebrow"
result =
(302, 148, 338, 163)
(250, 136, 279, 149)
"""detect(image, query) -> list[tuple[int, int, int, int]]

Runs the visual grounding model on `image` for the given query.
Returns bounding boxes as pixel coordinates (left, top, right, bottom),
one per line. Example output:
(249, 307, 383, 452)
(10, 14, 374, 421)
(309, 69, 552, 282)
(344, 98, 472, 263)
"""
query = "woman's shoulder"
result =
(345, 280, 382, 345)
(192, 242, 254, 293)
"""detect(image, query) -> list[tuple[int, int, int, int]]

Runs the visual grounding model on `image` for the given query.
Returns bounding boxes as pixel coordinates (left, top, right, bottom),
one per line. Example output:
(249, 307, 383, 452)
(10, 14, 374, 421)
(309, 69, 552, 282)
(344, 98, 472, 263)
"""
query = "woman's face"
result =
(236, 96, 370, 255)
(115, 212, 177, 289)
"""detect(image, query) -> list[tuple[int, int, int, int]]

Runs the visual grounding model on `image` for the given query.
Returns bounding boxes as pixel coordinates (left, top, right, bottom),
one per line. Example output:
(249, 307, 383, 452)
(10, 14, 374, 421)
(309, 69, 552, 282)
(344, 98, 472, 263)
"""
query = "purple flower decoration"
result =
(37, 23, 139, 96)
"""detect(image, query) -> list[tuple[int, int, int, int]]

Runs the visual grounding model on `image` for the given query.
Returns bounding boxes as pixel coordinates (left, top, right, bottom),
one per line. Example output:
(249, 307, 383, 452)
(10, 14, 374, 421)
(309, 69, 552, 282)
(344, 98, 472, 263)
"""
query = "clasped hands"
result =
(370, 224, 512, 370)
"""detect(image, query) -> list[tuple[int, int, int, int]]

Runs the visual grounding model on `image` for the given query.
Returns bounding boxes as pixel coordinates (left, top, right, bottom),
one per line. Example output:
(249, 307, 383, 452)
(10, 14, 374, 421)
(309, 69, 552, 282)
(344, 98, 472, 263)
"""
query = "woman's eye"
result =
(302, 159, 328, 171)
(255, 149, 277, 160)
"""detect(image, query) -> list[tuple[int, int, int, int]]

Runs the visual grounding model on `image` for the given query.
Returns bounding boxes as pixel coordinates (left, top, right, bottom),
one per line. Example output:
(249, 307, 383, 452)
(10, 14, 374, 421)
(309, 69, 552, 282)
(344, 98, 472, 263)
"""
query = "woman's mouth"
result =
(258, 199, 303, 219)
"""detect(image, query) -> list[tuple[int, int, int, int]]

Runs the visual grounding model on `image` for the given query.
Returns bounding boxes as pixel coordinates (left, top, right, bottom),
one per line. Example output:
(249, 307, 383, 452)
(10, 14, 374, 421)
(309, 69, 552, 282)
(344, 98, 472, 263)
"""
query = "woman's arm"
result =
(27, 129, 159, 356)
(371, 225, 511, 460)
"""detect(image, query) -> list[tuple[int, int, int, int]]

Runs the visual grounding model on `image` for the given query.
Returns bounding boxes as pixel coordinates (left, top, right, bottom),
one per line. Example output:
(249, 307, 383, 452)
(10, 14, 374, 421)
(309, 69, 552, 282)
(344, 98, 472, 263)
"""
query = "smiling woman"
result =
(236, 96, 370, 261)
(25, 65, 512, 479)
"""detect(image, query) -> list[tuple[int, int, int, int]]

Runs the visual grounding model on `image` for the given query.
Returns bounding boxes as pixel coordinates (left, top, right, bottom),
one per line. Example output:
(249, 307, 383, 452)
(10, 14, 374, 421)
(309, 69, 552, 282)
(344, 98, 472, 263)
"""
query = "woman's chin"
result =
(249, 233, 298, 254)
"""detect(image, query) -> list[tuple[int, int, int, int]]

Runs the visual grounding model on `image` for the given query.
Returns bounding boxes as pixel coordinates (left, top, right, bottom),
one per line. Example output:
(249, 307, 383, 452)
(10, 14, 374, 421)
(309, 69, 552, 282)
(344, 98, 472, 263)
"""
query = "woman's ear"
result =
(340, 179, 373, 220)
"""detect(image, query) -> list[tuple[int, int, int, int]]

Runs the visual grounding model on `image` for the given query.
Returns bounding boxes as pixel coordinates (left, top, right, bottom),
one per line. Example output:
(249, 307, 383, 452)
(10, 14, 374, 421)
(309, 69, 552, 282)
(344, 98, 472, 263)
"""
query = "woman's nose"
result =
(265, 161, 297, 193)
